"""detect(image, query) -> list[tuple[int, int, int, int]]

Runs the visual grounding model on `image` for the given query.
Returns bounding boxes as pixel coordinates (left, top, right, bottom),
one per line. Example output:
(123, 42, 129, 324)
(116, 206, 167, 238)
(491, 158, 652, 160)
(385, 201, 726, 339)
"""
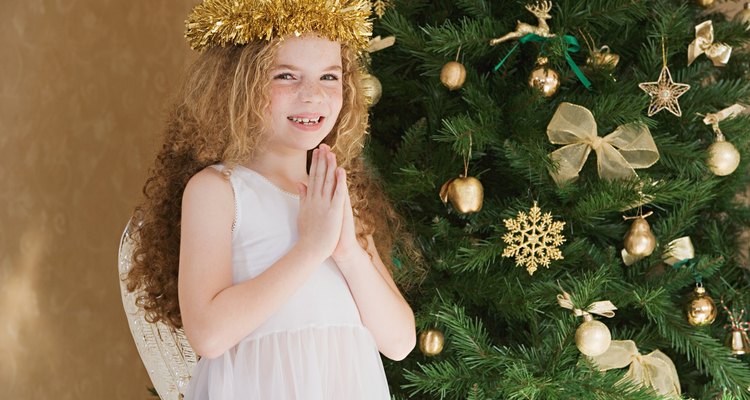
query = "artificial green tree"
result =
(367, 0, 750, 398)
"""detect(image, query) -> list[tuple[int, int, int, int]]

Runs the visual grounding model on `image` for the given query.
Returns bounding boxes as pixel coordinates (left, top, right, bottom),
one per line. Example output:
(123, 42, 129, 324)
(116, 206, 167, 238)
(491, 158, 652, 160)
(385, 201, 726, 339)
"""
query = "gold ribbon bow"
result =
(556, 290, 617, 318)
(662, 236, 694, 267)
(688, 21, 732, 67)
(547, 103, 660, 186)
(590, 340, 681, 398)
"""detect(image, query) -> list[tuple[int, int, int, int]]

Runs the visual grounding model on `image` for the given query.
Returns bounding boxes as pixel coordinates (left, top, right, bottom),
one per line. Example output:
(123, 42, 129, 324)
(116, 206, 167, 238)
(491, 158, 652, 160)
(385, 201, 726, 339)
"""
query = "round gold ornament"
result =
(687, 286, 717, 326)
(695, 0, 715, 8)
(707, 139, 740, 176)
(623, 213, 656, 258)
(418, 328, 445, 356)
(575, 315, 612, 357)
(528, 59, 560, 97)
(440, 175, 484, 214)
(440, 61, 466, 91)
(361, 73, 382, 106)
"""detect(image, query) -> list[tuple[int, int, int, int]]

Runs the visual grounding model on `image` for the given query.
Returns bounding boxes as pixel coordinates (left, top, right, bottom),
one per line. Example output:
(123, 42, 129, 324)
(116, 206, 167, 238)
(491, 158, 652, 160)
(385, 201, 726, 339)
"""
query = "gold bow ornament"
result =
(662, 236, 694, 267)
(589, 340, 681, 398)
(688, 21, 732, 67)
(547, 102, 660, 186)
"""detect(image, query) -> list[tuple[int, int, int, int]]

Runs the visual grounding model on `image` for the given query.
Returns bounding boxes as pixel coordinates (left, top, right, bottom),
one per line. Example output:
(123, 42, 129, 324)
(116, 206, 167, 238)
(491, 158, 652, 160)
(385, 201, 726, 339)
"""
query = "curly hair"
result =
(126, 37, 415, 330)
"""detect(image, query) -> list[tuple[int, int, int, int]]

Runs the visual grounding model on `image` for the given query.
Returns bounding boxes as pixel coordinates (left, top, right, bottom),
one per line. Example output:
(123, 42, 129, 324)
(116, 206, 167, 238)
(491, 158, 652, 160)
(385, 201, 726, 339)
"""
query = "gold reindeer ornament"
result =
(490, 1, 555, 46)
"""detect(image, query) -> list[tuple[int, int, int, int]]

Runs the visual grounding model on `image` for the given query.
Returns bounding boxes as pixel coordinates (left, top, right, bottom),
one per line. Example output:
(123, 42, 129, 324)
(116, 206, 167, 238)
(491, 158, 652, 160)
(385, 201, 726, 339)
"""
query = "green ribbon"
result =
(672, 257, 701, 283)
(493, 33, 592, 90)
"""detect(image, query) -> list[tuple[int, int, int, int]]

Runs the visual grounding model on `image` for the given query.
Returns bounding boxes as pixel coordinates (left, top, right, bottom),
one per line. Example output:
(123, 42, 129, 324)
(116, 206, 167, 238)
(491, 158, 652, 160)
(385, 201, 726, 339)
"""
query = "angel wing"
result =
(118, 219, 198, 399)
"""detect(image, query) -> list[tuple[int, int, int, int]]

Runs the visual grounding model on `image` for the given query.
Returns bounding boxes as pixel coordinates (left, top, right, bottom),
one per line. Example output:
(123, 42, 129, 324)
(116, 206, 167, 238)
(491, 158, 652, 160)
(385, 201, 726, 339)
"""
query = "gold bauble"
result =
(686, 286, 717, 326)
(440, 61, 466, 91)
(695, 0, 715, 8)
(624, 216, 657, 258)
(361, 73, 382, 106)
(439, 176, 484, 214)
(735, 3, 750, 29)
(418, 328, 445, 356)
(528, 65, 560, 97)
(575, 317, 612, 357)
(726, 330, 750, 355)
(707, 140, 741, 176)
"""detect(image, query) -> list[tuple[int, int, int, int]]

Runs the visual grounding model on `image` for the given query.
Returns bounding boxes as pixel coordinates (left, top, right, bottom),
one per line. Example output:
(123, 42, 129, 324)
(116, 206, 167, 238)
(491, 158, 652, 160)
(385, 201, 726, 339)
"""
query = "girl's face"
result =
(265, 34, 344, 153)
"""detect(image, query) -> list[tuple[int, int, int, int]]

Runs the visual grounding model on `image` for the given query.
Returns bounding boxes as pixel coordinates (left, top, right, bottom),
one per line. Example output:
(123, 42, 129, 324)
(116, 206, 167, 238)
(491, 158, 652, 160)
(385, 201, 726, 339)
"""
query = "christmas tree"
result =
(366, 0, 750, 398)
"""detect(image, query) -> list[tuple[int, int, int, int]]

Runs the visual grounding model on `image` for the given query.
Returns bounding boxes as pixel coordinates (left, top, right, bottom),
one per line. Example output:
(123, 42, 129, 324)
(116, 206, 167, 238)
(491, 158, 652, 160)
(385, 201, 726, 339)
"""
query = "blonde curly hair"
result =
(126, 37, 414, 329)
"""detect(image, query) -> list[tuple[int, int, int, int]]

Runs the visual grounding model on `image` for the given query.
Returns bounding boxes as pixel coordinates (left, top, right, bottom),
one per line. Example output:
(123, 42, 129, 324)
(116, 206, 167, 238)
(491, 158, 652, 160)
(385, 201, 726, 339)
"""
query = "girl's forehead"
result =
(274, 34, 342, 64)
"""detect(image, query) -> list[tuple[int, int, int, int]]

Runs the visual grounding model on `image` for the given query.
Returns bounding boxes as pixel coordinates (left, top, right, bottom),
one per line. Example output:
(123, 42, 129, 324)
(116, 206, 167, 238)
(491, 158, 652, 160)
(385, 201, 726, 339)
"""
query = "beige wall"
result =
(0, 1, 196, 398)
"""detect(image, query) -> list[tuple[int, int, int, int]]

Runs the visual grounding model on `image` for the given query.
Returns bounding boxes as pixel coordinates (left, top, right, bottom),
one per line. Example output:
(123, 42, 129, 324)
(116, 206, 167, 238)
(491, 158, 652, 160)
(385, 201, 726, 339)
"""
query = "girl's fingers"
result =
(313, 146, 328, 196)
(332, 168, 347, 210)
(297, 182, 307, 203)
(308, 148, 319, 193)
(323, 152, 337, 199)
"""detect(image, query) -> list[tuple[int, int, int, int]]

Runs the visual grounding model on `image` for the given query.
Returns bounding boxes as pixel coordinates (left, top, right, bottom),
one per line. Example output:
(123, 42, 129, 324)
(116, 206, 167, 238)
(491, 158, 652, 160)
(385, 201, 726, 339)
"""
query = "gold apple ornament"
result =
(440, 134, 484, 213)
(440, 46, 466, 91)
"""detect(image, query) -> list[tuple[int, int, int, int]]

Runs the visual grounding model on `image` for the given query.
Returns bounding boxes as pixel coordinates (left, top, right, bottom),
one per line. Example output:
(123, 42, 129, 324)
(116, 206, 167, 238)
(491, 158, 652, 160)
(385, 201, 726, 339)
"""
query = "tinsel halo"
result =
(185, 0, 373, 52)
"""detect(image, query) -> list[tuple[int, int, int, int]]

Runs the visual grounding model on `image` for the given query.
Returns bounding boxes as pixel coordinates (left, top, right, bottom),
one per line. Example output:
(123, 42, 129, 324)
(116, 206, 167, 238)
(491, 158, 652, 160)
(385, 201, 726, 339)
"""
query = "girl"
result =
(125, 0, 417, 398)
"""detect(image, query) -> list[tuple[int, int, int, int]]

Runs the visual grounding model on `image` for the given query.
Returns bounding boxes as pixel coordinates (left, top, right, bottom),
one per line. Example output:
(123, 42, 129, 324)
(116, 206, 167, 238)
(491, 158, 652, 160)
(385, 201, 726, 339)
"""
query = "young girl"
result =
(125, 0, 416, 398)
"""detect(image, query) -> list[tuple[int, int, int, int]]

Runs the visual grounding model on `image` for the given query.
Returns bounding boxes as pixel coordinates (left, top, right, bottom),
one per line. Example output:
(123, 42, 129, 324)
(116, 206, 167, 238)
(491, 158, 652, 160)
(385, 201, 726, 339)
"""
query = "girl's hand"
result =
(332, 170, 365, 268)
(296, 144, 346, 263)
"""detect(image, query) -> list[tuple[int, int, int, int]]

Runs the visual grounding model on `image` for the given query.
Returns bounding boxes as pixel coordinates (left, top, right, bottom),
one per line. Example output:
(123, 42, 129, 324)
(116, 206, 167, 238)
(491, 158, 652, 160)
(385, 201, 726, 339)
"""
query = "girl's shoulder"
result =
(183, 165, 234, 204)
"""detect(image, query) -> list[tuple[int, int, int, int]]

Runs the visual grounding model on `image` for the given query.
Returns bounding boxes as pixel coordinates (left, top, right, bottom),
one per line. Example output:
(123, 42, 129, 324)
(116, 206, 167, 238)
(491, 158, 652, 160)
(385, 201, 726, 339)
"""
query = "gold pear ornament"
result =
(686, 285, 717, 326)
(361, 73, 382, 106)
(418, 328, 445, 356)
(440, 134, 483, 214)
(623, 211, 657, 258)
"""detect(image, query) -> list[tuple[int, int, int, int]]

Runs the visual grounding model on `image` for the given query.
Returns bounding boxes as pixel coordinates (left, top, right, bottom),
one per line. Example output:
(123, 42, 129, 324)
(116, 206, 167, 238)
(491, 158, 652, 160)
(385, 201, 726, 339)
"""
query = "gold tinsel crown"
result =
(185, 0, 374, 52)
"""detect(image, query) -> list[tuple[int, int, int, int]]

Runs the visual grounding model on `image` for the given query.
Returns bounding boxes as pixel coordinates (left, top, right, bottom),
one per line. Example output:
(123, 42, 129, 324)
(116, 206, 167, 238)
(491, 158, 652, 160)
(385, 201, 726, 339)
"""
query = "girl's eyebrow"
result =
(272, 64, 343, 72)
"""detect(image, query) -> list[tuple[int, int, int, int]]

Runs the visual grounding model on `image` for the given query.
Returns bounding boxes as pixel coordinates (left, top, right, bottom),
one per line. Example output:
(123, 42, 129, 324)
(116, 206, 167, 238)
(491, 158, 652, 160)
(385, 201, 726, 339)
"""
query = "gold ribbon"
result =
(590, 340, 681, 398)
(547, 103, 659, 186)
(688, 21, 732, 67)
(557, 290, 617, 318)
(662, 236, 694, 267)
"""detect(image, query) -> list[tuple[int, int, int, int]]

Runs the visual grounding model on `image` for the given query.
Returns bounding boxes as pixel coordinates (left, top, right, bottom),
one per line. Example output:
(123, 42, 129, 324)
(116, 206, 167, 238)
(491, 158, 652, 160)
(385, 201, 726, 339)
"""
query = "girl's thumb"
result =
(297, 182, 307, 198)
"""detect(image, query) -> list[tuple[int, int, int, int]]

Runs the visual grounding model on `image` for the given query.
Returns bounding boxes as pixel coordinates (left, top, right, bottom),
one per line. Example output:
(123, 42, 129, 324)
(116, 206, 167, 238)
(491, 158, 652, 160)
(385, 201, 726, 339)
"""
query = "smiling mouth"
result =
(287, 116, 324, 125)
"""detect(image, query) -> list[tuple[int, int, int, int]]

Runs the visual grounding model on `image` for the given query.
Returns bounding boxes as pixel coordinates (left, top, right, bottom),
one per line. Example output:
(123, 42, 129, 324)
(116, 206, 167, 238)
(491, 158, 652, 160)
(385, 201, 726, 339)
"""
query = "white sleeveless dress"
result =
(184, 165, 391, 400)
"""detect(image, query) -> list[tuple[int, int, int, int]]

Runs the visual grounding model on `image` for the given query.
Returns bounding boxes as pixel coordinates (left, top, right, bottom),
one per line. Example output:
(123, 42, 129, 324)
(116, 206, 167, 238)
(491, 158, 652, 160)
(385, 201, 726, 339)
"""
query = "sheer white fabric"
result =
(185, 165, 390, 400)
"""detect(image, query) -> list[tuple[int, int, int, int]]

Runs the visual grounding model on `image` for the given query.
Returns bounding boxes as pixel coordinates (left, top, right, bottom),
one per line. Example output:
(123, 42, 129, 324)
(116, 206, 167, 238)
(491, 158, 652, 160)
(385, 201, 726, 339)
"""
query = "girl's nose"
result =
(299, 80, 325, 103)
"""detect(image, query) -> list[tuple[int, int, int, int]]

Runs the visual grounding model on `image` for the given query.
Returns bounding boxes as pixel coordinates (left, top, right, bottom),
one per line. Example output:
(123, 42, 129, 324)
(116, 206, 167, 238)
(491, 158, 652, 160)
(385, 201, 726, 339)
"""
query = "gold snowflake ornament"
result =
(502, 202, 566, 275)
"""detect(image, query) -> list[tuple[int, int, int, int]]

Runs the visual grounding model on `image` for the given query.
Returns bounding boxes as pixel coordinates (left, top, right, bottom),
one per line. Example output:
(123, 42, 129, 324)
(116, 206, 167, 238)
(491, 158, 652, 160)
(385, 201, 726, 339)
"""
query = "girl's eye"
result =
(274, 72, 294, 80)
(321, 74, 340, 81)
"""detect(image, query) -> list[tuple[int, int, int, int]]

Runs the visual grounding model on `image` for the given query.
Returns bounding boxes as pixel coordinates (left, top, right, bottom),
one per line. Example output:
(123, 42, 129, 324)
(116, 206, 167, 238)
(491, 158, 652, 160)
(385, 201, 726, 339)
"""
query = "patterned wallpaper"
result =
(0, 1, 196, 398)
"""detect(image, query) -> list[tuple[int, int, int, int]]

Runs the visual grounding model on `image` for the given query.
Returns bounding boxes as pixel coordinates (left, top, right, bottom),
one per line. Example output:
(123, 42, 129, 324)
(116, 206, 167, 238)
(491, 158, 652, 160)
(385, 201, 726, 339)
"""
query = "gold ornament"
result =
(576, 317, 612, 357)
(590, 340, 681, 397)
(687, 285, 717, 326)
(638, 66, 691, 117)
(361, 73, 382, 106)
(502, 202, 566, 275)
(688, 21, 732, 67)
(557, 289, 616, 357)
(703, 104, 744, 176)
(440, 61, 467, 91)
(546, 102, 659, 186)
(528, 58, 560, 97)
(490, 1, 555, 46)
(587, 45, 620, 69)
(440, 176, 484, 213)
(371, 0, 392, 18)
(623, 211, 657, 259)
(727, 330, 750, 355)
(184, 0, 373, 52)
(734, 3, 750, 29)
(418, 328, 444, 356)
(708, 140, 741, 176)
(695, 0, 715, 8)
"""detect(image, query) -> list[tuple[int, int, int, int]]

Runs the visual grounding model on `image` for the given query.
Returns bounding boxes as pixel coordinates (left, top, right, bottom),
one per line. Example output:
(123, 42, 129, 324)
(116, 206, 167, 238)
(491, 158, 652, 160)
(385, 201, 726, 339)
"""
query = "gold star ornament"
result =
(502, 202, 566, 275)
(638, 66, 691, 117)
